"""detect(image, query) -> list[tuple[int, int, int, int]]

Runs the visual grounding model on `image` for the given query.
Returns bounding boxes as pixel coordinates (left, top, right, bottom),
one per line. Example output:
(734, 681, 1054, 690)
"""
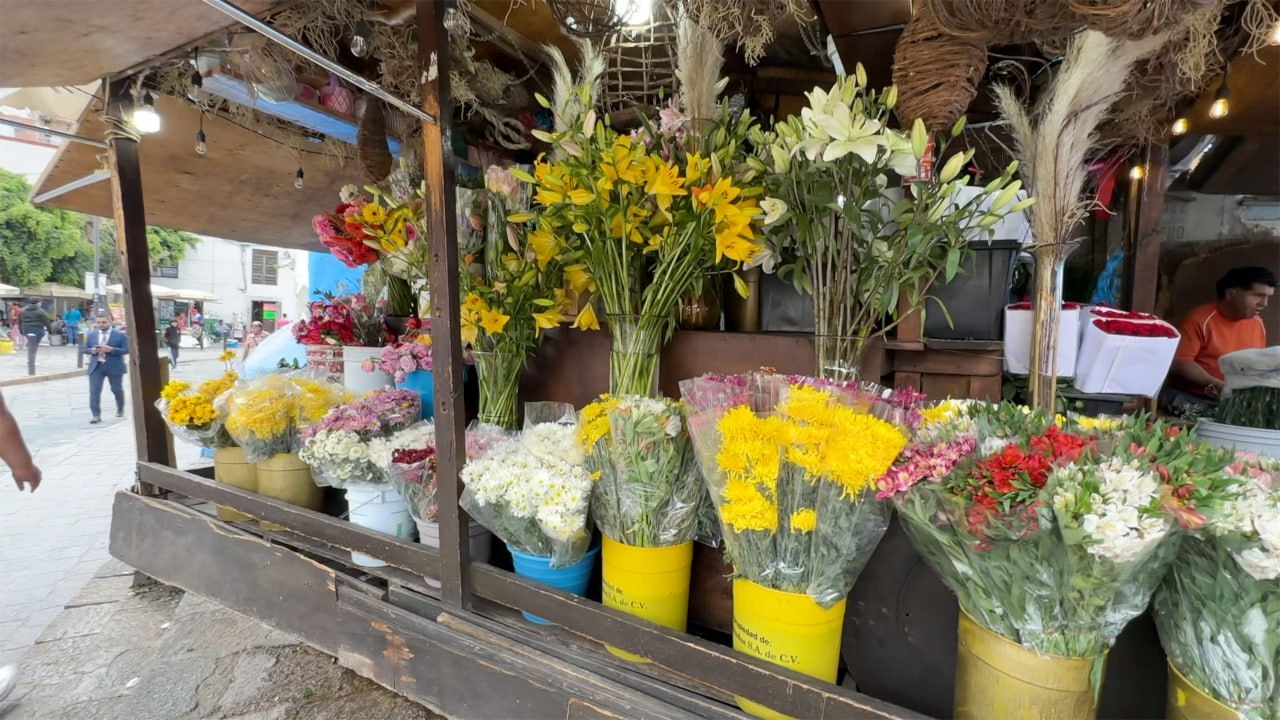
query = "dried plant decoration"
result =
(675, 15, 726, 123)
(678, 0, 816, 65)
(892, 1, 989, 131)
(546, 37, 606, 134)
(925, 0, 1081, 43)
(994, 30, 1169, 411)
(1241, 0, 1280, 54)
(1067, 0, 1215, 39)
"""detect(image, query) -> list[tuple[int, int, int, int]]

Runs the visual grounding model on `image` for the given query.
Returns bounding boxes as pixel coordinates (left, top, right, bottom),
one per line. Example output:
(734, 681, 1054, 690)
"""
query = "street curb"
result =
(0, 370, 83, 388)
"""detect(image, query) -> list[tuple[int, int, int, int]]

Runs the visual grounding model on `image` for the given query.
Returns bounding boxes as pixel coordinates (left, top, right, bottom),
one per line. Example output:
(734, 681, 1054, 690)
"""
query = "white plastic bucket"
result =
(345, 483, 415, 567)
(342, 346, 391, 395)
(415, 518, 493, 588)
(1194, 420, 1280, 459)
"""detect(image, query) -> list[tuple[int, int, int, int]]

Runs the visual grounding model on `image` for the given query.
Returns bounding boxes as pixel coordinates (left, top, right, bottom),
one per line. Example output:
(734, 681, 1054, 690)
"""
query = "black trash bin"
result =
(923, 238, 1021, 341)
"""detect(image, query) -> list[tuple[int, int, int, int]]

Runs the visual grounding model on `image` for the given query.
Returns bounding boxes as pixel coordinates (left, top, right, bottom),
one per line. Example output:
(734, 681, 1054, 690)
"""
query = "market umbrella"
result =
(0, 283, 19, 297)
(175, 289, 220, 302)
(21, 282, 92, 299)
(105, 283, 181, 299)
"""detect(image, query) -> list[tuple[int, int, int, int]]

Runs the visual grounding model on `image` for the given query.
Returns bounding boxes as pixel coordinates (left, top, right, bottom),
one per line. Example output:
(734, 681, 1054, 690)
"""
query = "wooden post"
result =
(1129, 144, 1168, 314)
(418, 0, 470, 608)
(105, 79, 169, 478)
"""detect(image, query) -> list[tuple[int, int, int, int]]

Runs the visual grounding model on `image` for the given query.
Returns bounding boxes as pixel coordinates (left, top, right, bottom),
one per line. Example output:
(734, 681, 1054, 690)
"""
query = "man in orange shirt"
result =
(1163, 266, 1274, 415)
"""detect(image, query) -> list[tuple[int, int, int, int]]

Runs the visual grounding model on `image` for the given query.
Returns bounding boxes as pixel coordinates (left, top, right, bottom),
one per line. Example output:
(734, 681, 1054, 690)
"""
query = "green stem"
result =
(474, 349, 523, 429)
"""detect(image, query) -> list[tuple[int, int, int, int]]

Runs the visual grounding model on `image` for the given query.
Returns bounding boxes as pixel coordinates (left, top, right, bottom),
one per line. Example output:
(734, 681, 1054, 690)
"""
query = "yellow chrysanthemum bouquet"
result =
(156, 372, 239, 448)
(458, 166, 572, 428)
(680, 371, 909, 701)
(222, 373, 349, 462)
(513, 90, 766, 396)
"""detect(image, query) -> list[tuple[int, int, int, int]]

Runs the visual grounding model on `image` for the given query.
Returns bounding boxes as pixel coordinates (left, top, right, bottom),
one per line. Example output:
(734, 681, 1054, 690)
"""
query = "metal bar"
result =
(418, 0, 470, 610)
(199, 0, 437, 125)
(105, 79, 168, 475)
(30, 170, 111, 204)
(0, 117, 110, 148)
(137, 462, 444, 576)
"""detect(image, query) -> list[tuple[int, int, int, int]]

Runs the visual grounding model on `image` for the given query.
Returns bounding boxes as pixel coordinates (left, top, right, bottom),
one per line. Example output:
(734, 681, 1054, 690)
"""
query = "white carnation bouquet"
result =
(1154, 453, 1280, 719)
(460, 406, 593, 567)
(298, 388, 420, 488)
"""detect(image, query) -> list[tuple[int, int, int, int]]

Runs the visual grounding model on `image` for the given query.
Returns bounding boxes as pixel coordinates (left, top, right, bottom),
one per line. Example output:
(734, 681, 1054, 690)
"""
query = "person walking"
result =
(18, 298, 50, 376)
(63, 304, 83, 347)
(0, 387, 42, 703)
(241, 320, 268, 360)
(85, 315, 128, 424)
(163, 318, 182, 368)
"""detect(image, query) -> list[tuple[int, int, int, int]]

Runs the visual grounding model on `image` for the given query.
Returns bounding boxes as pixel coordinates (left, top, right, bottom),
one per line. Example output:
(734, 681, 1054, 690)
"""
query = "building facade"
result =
(158, 235, 310, 332)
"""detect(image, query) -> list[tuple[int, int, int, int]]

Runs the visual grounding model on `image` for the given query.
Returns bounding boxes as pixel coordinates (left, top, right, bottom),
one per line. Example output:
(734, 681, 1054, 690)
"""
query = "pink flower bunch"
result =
(302, 388, 420, 440)
(680, 373, 751, 413)
(363, 339, 434, 383)
(876, 437, 977, 500)
(465, 424, 509, 459)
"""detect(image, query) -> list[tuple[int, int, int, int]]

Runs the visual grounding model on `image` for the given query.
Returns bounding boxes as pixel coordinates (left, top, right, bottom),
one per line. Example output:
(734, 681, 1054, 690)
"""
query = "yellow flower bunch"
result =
(160, 380, 190, 402)
(223, 375, 347, 460)
(168, 393, 217, 427)
(1074, 415, 1121, 432)
(197, 371, 238, 400)
(577, 394, 621, 452)
(717, 407, 784, 533)
(777, 386, 907, 498)
(219, 350, 235, 362)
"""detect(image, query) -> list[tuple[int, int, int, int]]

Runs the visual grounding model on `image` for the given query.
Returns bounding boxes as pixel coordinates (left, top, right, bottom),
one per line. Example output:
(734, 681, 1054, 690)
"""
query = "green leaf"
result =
(534, 92, 551, 109)
(510, 167, 536, 184)
(944, 248, 962, 282)
(531, 298, 556, 307)
(951, 116, 967, 137)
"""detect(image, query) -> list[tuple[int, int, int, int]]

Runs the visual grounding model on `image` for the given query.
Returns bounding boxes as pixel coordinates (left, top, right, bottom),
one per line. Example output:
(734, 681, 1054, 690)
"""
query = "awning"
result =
(106, 283, 181, 300)
(0, 283, 20, 297)
(21, 282, 92, 299)
(175, 289, 221, 302)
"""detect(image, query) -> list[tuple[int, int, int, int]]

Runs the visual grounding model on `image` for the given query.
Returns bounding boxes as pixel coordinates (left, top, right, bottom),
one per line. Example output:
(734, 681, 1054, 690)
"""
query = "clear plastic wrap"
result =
(679, 372, 908, 608)
(298, 388, 420, 488)
(460, 412, 592, 567)
(222, 373, 348, 462)
(579, 395, 703, 549)
(371, 422, 437, 522)
(155, 372, 239, 449)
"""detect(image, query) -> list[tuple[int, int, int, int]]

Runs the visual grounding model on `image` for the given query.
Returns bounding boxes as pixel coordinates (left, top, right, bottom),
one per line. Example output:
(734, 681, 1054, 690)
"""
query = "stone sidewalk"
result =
(0, 335, 226, 386)
(3, 560, 439, 719)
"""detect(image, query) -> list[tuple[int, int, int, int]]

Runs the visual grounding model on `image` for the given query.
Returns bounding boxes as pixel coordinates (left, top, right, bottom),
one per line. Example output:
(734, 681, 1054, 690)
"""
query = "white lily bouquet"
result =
(460, 405, 594, 566)
(1154, 453, 1280, 719)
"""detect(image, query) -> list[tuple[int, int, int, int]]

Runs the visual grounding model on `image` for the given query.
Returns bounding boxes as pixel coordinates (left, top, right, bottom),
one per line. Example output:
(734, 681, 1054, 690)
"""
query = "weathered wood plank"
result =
(890, 348, 1002, 376)
(1130, 144, 1169, 314)
(137, 463, 442, 577)
(108, 491, 341, 653)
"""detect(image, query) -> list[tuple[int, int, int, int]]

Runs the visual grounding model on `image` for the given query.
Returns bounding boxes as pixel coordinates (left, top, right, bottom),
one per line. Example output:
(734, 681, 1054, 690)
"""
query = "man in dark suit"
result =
(84, 315, 129, 424)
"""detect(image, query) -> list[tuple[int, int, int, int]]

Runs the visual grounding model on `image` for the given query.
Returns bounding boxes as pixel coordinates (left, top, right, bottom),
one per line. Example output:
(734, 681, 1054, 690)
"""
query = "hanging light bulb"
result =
(1171, 117, 1189, 136)
(1270, 20, 1280, 46)
(350, 20, 372, 58)
(131, 91, 161, 134)
(1129, 165, 1145, 181)
(1209, 78, 1230, 119)
(294, 167, 305, 189)
(195, 129, 207, 156)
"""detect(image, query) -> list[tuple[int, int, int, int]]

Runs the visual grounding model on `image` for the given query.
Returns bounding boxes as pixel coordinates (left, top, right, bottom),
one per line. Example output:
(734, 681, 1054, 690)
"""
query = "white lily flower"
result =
(760, 198, 789, 226)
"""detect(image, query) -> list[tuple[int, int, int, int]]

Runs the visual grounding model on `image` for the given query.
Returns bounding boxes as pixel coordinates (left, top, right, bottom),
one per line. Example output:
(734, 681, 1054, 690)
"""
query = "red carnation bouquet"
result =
(1092, 318, 1178, 338)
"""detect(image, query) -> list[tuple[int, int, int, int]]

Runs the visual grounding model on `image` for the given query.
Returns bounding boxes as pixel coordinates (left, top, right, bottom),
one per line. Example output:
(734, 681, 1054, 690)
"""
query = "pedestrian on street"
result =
(0, 388, 41, 703)
(242, 320, 268, 360)
(163, 318, 182, 368)
(18, 297, 50, 376)
(192, 322, 205, 349)
(63, 305, 83, 347)
(85, 315, 128, 424)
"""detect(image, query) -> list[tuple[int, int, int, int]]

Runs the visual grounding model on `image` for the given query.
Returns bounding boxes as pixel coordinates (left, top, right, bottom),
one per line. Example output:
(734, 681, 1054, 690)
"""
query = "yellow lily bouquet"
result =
(514, 92, 766, 396)
(459, 166, 572, 428)
(156, 371, 239, 448)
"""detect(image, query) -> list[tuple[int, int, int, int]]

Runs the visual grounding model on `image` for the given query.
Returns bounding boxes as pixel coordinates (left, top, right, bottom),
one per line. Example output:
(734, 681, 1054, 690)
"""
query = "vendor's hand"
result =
(1205, 381, 1224, 399)
(12, 464, 41, 492)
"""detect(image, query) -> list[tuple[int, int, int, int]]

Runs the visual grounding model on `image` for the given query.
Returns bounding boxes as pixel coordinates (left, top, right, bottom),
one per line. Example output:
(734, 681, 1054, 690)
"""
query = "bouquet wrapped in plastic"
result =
(298, 388, 420, 488)
(1154, 453, 1280, 719)
(885, 400, 1232, 658)
(460, 409, 593, 567)
(680, 372, 909, 607)
(223, 374, 348, 462)
(373, 421, 510, 523)
(579, 395, 702, 549)
(155, 371, 239, 448)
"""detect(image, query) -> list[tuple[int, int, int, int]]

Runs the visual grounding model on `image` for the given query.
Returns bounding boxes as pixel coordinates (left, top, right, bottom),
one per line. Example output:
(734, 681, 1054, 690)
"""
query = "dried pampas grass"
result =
(546, 37, 605, 135)
(676, 16, 725, 123)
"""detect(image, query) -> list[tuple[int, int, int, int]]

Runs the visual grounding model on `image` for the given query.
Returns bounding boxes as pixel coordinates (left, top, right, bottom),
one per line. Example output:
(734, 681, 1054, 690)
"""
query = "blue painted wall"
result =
(308, 252, 365, 300)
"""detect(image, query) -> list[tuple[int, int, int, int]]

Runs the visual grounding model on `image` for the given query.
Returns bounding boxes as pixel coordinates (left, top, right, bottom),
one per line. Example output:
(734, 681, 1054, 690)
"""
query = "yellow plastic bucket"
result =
(1166, 660, 1239, 720)
(954, 611, 1101, 720)
(732, 578, 847, 720)
(601, 537, 693, 662)
(0, 338, 12, 355)
(255, 453, 321, 531)
(213, 446, 257, 523)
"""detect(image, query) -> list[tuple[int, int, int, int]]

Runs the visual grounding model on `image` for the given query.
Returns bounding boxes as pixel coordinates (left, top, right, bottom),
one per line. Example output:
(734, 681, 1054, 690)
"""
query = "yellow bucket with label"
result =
(601, 536, 693, 662)
(255, 453, 322, 531)
(954, 611, 1101, 720)
(213, 446, 257, 522)
(1166, 660, 1239, 720)
(732, 578, 846, 720)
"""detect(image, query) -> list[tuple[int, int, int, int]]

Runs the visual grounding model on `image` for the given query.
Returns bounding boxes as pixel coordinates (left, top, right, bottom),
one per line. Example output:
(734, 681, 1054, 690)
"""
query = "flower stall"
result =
(12, 0, 1279, 719)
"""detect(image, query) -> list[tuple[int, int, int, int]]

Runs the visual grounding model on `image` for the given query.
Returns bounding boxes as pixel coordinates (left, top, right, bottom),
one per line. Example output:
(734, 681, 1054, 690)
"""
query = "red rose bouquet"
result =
(292, 294, 386, 348)
(1092, 318, 1178, 338)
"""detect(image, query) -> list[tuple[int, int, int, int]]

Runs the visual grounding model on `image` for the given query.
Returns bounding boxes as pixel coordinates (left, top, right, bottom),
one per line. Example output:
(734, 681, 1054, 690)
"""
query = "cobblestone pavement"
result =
(0, 348, 223, 664)
(0, 334, 227, 385)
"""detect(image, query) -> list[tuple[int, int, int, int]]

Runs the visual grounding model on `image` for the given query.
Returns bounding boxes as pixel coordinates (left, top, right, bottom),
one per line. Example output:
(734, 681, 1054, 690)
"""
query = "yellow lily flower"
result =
(572, 302, 600, 331)
(460, 322, 479, 345)
(527, 228, 560, 269)
(644, 157, 687, 215)
(567, 188, 596, 206)
(478, 308, 510, 335)
(686, 152, 709, 184)
(464, 292, 488, 312)
(532, 309, 564, 335)
(565, 264, 596, 295)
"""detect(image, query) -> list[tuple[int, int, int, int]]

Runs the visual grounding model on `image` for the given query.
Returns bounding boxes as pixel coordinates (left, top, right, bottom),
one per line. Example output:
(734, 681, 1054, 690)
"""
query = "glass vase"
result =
(473, 349, 523, 429)
(606, 314, 663, 397)
(813, 334, 871, 381)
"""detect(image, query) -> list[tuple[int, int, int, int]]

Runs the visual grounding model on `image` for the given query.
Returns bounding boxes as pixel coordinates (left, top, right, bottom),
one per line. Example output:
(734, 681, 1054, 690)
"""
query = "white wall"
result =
(160, 235, 309, 324)
(1163, 193, 1280, 246)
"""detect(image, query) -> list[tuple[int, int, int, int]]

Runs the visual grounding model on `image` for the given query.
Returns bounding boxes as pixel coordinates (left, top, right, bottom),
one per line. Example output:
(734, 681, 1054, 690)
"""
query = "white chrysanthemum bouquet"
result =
(1154, 452, 1280, 719)
(298, 388, 421, 488)
(460, 407, 594, 566)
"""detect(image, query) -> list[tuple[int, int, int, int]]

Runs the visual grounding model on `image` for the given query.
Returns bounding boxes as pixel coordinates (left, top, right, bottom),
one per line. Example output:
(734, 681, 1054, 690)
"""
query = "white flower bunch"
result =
(1052, 458, 1169, 564)
(460, 422, 594, 565)
(1217, 476, 1280, 581)
(299, 427, 379, 487)
(615, 395, 682, 438)
(368, 422, 435, 475)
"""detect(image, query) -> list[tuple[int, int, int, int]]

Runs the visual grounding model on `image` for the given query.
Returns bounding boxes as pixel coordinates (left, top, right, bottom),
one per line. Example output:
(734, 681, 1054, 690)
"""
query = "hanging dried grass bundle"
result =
(1241, 0, 1280, 54)
(679, 0, 815, 65)
(994, 29, 1169, 411)
(358, 100, 393, 182)
(925, 0, 1081, 44)
(1066, 0, 1215, 39)
(892, 2, 989, 131)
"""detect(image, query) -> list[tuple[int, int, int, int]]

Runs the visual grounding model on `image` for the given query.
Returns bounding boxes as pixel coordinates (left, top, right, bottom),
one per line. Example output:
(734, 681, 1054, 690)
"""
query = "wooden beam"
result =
(468, 4, 553, 66)
(105, 79, 168, 474)
(417, 0, 471, 609)
(1130, 144, 1169, 314)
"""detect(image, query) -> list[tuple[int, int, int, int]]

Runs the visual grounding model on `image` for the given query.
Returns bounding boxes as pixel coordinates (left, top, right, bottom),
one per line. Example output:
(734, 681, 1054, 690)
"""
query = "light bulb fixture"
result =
(614, 0, 654, 26)
(1129, 165, 1145, 181)
(1171, 117, 1189, 136)
(1270, 20, 1280, 46)
(294, 167, 305, 189)
(1209, 76, 1230, 119)
(131, 91, 161, 134)
(194, 112, 207, 155)
(350, 20, 372, 58)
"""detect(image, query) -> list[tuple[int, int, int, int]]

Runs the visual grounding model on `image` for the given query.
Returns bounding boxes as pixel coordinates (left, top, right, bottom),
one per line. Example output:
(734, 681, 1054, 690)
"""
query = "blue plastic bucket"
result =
(508, 544, 599, 624)
(395, 370, 435, 420)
